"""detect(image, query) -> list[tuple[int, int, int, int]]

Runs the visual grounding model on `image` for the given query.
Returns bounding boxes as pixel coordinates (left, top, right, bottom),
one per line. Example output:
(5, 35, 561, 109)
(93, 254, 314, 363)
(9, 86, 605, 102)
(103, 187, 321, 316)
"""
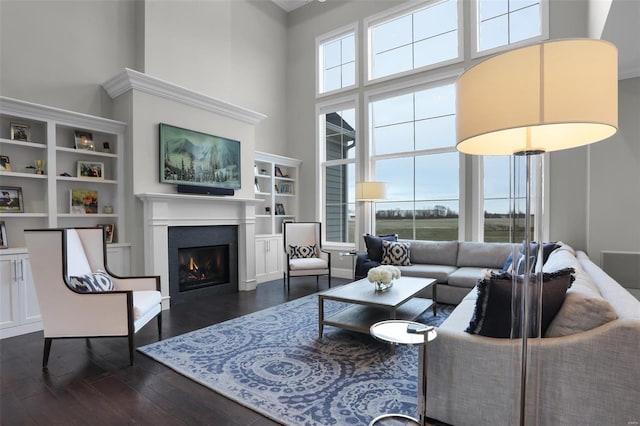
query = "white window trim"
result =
(316, 95, 360, 248)
(316, 22, 359, 98)
(470, 0, 550, 60)
(364, 0, 464, 85)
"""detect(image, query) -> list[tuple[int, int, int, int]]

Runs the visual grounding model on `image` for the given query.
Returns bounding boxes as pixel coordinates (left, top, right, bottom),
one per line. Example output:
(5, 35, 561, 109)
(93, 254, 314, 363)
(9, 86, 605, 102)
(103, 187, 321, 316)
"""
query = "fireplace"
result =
(168, 225, 238, 305)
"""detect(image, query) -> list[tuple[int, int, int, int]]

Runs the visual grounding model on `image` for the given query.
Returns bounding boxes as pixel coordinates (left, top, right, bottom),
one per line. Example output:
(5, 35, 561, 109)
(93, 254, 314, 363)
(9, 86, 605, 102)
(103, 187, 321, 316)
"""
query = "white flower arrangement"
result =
(367, 265, 401, 285)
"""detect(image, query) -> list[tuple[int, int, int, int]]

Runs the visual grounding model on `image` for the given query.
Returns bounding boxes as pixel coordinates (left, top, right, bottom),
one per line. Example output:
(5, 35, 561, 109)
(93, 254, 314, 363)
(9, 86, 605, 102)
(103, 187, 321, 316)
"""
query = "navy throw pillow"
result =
(363, 234, 397, 263)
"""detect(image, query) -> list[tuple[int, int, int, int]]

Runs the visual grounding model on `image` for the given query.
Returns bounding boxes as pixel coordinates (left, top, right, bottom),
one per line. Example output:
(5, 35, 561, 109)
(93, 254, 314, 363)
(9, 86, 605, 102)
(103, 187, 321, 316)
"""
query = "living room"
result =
(1, 0, 639, 424)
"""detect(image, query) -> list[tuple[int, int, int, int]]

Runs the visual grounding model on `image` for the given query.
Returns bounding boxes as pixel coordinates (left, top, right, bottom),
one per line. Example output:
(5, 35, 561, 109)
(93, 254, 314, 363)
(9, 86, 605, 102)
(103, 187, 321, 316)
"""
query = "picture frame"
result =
(0, 155, 11, 172)
(275, 203, 286, 216)
(159, 123, 241, 189)
(0, 186, 24, 213)
(10, 122, 31, 142)
(99, 224, 115, 244)
(74, 131, 95, 151)
(77, 161, 104, 179)
(0, 221, 7, 249)
(70, 189, 98, 214)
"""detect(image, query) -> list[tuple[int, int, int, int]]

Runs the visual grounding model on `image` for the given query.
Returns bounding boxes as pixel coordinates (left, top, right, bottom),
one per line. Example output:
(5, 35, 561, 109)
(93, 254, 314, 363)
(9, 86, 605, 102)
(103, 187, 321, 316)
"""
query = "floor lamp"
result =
(455, 39, 618, 425)
(356, 181, 387, 236)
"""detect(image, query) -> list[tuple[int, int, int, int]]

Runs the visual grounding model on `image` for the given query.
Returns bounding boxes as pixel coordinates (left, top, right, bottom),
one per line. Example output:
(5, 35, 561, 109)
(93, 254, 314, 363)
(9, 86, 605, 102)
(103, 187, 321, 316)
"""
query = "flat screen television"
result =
(160, 123, 241, 190)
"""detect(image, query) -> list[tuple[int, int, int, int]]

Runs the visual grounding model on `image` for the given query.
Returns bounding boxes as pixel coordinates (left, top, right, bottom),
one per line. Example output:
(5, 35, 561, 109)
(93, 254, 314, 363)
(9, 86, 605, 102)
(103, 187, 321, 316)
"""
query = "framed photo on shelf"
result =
(77, 161, 104, 179)
(74, 131, 95, 151)
(275, 203, 286, 215)
(70, 189, 98, 214)
(0, 155, 11, 172)
(98, 224, 115, 244)
(0, 186, 24, 213)
(10, 122, 31, 142)
(0, 221, 7, 249)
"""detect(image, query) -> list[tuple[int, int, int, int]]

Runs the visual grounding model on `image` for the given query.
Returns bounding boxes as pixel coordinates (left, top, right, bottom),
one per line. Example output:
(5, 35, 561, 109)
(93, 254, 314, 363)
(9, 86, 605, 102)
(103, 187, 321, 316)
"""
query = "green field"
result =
(348, 217, 531, 242)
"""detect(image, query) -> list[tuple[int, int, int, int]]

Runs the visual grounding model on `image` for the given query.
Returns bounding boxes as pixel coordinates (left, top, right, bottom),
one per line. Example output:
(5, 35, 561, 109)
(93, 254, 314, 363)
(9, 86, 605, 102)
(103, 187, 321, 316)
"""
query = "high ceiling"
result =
(271, 0, 313, 13)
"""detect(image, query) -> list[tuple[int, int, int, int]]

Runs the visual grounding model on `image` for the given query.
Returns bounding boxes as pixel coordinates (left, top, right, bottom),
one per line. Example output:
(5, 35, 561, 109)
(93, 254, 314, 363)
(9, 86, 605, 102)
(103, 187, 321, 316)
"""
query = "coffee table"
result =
(318, 276, 437, 338)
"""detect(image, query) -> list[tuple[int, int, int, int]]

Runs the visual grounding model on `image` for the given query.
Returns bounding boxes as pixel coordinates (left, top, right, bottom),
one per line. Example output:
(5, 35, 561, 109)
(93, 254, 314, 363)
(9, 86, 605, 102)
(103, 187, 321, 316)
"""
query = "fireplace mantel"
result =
(137, 192, 263, 308)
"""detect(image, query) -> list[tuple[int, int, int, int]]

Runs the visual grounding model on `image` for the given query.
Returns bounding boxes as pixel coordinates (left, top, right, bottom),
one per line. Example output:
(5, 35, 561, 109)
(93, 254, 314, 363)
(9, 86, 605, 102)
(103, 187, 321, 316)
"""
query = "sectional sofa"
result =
(356, 237, 519, 304)
(425, 244, 640, 425)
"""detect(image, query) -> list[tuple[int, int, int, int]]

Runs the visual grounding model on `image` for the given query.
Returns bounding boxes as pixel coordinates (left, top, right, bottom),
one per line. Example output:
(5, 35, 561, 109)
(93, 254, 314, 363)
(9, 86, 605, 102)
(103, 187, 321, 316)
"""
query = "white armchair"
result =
(24, 227, 162, 368)
(283, 222, 331, 292)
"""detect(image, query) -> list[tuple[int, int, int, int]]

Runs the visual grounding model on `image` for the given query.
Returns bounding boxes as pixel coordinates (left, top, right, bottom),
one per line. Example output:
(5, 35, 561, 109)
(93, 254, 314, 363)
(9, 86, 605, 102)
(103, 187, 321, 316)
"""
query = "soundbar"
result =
(177, 184, 235, 196)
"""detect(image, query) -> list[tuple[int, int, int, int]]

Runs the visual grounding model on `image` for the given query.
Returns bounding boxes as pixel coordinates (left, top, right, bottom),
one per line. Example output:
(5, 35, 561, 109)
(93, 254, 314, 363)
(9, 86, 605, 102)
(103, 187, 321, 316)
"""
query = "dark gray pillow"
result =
(363, 234, 397, 262)
(466, 268, 574, 338)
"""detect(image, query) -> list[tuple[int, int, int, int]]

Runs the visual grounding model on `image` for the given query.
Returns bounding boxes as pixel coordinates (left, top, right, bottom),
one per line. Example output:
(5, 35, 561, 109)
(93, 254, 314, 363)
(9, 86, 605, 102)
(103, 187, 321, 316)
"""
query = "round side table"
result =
(369, 320, 437, 426)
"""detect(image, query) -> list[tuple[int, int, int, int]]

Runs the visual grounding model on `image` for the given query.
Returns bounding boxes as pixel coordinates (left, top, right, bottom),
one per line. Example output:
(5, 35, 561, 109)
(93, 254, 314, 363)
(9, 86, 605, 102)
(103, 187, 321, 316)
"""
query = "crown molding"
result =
(102, 68, 266, 125)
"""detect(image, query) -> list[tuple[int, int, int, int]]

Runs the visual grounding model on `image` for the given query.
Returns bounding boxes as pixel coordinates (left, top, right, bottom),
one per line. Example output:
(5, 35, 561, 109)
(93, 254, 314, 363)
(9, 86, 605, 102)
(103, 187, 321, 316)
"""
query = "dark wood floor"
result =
(1, 277, 347, 426)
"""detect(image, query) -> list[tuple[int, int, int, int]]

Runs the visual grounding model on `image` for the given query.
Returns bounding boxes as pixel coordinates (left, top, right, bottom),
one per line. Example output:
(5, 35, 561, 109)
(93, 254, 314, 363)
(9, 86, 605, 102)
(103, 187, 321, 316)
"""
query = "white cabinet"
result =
(0, 249, 41, 338)
(0, 96, 126, 249)
(255, 236, 283, 282)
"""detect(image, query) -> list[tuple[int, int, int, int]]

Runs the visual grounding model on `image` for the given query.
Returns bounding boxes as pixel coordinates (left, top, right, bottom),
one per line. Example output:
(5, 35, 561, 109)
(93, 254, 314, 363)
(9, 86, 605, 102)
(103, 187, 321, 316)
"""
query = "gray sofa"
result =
(357, 238, 518, 304)
(425, 244, 640, 425)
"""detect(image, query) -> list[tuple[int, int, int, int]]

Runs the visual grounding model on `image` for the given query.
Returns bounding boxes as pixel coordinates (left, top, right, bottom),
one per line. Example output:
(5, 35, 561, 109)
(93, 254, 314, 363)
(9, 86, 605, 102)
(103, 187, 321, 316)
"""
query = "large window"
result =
(367, 0, 460, 81)
(321, 105, 357, 244)
(370, 81, 459, 240)
(317, 26, 357, 95)
(473, 0, 548, 56)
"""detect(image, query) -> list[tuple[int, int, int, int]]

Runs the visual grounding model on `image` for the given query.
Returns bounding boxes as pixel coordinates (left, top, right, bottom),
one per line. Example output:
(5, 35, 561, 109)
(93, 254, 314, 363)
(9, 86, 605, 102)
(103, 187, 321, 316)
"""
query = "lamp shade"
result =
(456, 39, 618, 155)
(356, 182, 387, 201)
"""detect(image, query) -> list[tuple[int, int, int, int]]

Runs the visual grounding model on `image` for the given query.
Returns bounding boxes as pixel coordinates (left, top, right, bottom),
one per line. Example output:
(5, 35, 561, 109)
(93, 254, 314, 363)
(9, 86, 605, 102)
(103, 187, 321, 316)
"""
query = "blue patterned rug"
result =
(138, 295, 453, 425)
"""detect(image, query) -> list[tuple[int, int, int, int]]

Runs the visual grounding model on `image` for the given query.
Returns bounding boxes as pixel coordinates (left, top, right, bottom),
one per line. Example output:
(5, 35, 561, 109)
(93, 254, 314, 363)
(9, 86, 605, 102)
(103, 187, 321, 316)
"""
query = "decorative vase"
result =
(373, 280, 393, 292)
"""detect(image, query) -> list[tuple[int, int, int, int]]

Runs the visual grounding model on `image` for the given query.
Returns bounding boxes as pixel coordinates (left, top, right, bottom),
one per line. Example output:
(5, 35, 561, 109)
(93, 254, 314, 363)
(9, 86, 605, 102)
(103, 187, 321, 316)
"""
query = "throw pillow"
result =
(465, 268, 574, 338)
(363, 233, 398, 262)
(380, 240, 411, 266)
(68, 270, 114, 292)
(501, 252, 515, 272)
(289, 244, 317, 259)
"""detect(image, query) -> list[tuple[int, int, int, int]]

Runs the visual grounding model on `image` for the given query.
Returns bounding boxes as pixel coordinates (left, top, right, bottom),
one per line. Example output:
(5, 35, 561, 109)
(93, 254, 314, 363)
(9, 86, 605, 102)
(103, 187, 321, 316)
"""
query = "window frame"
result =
(316, 23, 359, 98)
(317, 95, 360, 249)
(470, 0, 550, 59)
(364, 0, 464, 85)
(364, 72, 465, 241)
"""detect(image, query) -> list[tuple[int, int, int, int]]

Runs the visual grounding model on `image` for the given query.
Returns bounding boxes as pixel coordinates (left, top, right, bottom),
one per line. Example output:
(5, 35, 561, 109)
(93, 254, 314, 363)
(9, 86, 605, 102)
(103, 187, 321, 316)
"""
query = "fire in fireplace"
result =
(178, 245, 230, 292)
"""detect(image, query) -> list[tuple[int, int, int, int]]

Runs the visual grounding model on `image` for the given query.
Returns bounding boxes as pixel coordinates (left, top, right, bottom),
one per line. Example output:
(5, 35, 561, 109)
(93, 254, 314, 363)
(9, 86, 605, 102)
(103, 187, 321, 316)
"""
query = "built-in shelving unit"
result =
(253, 151, 301, 282)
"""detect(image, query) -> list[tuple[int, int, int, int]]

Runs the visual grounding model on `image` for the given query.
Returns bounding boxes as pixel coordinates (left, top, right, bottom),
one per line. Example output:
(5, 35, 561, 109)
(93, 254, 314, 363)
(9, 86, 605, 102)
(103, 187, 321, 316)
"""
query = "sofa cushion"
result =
(406, 240, 459, 266)
(289, 244, 317, 259)
(398, 264, 458, 283)
(457, 242, 515, 269)
(449, 267, 497, 289)
(68, 270, 114, 292)
(466, 268, 574, 338)
(381, 240, 411, 266)
(363, 234, 397, 262)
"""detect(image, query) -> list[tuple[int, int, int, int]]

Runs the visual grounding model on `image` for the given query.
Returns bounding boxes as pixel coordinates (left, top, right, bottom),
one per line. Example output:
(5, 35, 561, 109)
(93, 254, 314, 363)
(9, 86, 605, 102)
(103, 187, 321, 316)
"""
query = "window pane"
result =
(484, 156, 511, 198)
(414, 31, 458, 69)
(373, 122, 414, 155)
(415, 84, 455, 120)
(414, 200, 459, 240)
(376, 201, 415, 239)
(325, 163, 355, 243)
(375, 157, 414, 202)
(415, 115, 456, 150)
(342, 62, 355, 87)
(479, 0, 507, 21)
(373, 45, 413, 79)
(479, 15, 508, 51)
(510, 5, 541, 43)
(415, 153, 459, 200)
(325, 109, 356, 161)
(510, 0, 538, 12)
(323, 67, 341, 92)
(372, 15, 412, 54)
(341, 34, 355, 63)
(324, 39, 341, 69)
(372, 93, 414, 127)
(414, 0, 457, 40)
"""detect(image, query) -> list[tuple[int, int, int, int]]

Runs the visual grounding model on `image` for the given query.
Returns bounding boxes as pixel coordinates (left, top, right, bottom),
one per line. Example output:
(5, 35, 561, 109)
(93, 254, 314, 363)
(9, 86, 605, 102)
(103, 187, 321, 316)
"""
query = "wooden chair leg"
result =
(43, 338, 52, 369)
(316, 275, 319, 291)
(128, 333, 134, 366)
(157, 312, 162, 340)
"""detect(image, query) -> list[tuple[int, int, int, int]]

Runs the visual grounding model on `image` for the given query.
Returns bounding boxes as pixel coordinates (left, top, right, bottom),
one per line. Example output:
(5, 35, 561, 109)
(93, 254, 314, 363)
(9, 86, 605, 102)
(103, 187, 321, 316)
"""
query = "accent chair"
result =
(283, 222, 331, 292)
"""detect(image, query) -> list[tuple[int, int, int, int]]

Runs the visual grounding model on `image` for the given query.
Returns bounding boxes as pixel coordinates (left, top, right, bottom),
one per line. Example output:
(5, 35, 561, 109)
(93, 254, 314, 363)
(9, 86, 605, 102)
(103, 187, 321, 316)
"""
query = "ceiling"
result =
(271, 0, 314, 13)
